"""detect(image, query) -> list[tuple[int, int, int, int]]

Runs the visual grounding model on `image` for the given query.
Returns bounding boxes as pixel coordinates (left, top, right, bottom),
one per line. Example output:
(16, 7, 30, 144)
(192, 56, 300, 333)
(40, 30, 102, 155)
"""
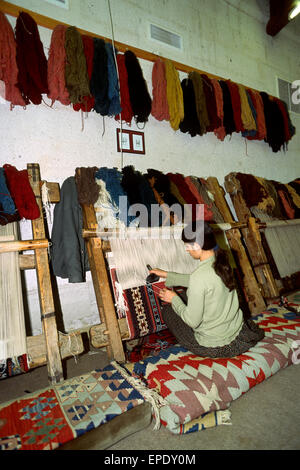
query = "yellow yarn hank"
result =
(238, 84, 257, 131)
(255, 176, 275, 213)
(164, 59, 184, 131)
(285, 184, 300, 209)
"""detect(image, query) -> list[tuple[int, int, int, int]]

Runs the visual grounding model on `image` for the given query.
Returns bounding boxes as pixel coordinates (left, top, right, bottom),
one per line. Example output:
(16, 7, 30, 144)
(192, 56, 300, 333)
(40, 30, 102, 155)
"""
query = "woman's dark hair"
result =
(182, 221, 235, 291)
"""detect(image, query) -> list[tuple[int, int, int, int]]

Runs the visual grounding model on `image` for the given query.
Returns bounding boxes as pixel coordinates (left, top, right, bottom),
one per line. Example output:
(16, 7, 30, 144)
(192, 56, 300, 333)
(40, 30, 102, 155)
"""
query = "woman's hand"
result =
(150, 268, 167, 279)
(158, 288, 177, 303)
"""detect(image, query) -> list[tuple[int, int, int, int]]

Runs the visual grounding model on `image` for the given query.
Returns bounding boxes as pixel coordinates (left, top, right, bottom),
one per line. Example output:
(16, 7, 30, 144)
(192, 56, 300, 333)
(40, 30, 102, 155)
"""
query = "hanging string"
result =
(107, 0, 124, 170)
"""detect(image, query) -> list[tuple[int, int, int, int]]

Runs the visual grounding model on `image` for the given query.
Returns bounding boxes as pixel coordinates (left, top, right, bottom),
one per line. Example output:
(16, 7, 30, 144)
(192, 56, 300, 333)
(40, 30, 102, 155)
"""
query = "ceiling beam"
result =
(266, 0, 296, 36)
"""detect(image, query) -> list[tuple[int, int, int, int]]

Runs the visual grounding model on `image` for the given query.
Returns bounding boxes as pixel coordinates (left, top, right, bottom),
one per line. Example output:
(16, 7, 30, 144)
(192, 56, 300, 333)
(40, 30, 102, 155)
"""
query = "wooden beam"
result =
(266, 0, 294, 37)
(81, 200, 126, 363)
(0, 238, 49, 253)
(19, 253, 35, 269)
(89, 318, 129, 349)
(27, 163, 64, 384)
(27, 330, 84, 369)
(45, 182, 60, 204)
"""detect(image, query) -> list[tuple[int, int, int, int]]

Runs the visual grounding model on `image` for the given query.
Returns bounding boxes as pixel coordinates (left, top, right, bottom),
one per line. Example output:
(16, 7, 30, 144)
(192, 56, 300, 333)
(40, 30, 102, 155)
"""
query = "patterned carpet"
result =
(0, 363, 144, 450)
(126, 300, 300, 434)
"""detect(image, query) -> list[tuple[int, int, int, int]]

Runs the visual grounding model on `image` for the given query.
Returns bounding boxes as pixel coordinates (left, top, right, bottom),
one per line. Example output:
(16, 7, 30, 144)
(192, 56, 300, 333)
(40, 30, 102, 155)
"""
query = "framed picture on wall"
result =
(132, 133, 145, 153)
(116, 129, 145, 154)
(117, 129, 131, 151)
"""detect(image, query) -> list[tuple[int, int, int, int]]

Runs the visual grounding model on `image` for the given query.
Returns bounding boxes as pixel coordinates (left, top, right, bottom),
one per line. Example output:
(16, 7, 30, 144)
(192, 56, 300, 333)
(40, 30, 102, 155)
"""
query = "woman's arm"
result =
(171, 275, 205, 329)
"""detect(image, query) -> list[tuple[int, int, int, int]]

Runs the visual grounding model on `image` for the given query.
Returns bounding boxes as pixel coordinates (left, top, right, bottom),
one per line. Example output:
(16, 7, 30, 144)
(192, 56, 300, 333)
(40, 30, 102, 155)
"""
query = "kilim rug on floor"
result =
(125, 296, 300, 434)
(0, 363, 145, 450)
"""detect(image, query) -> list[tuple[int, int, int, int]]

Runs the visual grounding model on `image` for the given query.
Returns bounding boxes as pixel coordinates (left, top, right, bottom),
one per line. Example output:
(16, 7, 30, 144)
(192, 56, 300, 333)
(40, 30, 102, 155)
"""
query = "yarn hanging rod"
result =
(0, 0, 272, 99)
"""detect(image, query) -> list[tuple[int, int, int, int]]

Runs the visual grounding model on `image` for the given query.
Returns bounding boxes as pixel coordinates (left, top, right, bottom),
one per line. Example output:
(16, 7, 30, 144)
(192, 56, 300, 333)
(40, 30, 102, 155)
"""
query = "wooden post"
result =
(205, 177, 266, 314)
(81, 203, 126, 363)
(224, 174, 279, 301)
(27, 163, 64, 383)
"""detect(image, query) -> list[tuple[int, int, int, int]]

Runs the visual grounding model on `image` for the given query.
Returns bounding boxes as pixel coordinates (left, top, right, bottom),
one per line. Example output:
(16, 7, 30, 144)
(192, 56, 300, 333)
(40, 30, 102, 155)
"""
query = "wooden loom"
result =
(0, 163, 84, 384)
(80, 176, 273, 363)
(224, 174, 300, 303)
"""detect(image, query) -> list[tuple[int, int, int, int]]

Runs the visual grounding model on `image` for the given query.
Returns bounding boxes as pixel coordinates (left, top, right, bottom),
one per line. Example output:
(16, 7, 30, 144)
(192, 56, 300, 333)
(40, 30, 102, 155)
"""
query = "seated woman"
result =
(150, 221, 264, 358)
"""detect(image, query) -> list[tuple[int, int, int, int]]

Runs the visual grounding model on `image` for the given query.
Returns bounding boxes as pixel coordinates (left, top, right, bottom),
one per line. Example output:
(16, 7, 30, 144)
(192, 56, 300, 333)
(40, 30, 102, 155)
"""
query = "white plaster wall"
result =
(1, 0, 300, 334)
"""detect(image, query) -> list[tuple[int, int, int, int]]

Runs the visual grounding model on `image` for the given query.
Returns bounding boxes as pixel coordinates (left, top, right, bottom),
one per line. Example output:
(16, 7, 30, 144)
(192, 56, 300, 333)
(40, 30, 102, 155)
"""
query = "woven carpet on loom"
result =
(109, 265, 186, 341)
(0, 363, 144, 450)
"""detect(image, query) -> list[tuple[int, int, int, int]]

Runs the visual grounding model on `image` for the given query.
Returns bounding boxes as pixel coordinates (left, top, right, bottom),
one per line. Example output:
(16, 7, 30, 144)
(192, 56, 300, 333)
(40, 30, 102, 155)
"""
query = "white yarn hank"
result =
(41, 181, 53, 230)
(94, 179, 126, 231)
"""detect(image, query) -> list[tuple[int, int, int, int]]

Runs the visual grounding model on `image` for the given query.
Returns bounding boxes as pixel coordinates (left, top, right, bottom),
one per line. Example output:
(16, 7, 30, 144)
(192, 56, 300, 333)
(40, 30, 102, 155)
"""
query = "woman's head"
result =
(182, 220, 235, 291)
(181, 221, 217, 257)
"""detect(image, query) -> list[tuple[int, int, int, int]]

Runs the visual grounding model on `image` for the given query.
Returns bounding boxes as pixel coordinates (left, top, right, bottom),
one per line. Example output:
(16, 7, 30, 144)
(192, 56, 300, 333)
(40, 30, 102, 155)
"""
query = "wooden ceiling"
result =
(266, 0, 299, 36)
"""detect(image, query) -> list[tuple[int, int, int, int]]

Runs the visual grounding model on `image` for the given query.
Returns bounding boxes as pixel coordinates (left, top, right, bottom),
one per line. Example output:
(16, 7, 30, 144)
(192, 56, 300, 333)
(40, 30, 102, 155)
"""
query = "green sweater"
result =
(165, 255, 243, 348)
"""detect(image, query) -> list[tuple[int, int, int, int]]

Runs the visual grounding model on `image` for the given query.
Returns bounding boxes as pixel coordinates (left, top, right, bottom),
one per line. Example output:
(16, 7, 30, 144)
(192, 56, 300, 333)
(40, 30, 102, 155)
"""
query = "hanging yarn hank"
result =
(0, 12, 25, 107)
(124, 50, 152, 124)
(164, 59, 184, 131)
(179, 77, 201, 137)
(189, 71, 209, 135)
(3, 164, 40, 220)
(90, 38, 110, 116)
(15, 12, 48, 105)
(47, 25, 71, 106)
(64, 26, 90, 105)
(0, 167, 16, 215)
(115, 53, 133, 124)
(151, 59, 170, 121)
(73, 35, 95, 113)
(105, 42, 122, 116)
(75, 167, 99, 205)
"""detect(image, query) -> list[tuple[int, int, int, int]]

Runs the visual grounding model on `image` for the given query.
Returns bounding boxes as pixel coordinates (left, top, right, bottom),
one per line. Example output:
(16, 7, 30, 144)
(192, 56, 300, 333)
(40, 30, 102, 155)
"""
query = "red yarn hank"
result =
(151, 59, 169, 121)
(115, 53, 133, 125)
(15, 12, 48, 105)
(47, 25, 70, 106)
(0, 12, 25, 107)
(3, 164, 40, 220)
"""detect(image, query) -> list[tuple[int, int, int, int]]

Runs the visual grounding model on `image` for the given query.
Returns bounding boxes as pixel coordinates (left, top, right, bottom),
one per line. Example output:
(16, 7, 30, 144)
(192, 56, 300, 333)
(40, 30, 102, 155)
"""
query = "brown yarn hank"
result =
(75, 167, 99, 205)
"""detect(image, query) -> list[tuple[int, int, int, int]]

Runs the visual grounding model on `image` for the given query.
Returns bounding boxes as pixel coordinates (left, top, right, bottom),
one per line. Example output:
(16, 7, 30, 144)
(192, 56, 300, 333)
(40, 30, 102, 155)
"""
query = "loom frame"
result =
(0, 163, 84, 384)
(80, 176, 275, 363)
(223, 173, 300, 304)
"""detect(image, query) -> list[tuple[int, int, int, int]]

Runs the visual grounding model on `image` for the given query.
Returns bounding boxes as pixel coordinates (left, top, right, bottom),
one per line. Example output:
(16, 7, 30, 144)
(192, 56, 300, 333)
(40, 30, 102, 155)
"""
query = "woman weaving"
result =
(150, 221, 264, 358)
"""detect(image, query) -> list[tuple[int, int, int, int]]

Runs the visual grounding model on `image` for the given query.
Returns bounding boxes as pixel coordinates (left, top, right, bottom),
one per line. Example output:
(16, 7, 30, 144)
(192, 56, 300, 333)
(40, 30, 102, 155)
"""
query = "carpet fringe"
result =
(112, 360, 168, 430)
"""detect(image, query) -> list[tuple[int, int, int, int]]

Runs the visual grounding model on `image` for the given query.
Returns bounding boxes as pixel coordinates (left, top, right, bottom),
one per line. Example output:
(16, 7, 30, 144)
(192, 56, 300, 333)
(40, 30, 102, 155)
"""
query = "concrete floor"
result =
(1, 349, 300, 451)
